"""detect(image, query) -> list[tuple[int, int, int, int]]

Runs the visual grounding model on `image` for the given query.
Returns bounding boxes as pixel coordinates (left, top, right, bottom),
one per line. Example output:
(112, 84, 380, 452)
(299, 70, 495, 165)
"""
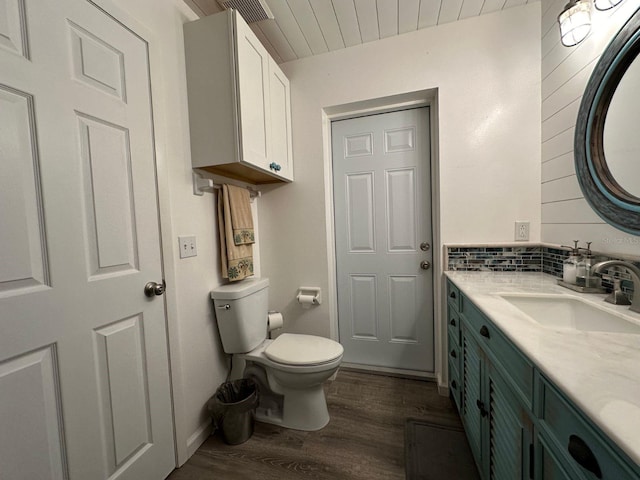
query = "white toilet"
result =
(211, 277, 343, 431)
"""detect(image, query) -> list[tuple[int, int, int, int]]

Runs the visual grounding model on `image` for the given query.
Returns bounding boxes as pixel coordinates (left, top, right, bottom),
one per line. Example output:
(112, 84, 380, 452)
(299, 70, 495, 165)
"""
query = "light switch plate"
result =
(179, 235, 197, 258)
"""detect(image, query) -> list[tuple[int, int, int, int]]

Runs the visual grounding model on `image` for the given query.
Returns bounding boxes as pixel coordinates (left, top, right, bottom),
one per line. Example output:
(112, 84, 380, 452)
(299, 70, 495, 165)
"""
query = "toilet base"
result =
(255, 385, 330, 431)
(243, 363, 332, 431)
(267, 383, 329, 431)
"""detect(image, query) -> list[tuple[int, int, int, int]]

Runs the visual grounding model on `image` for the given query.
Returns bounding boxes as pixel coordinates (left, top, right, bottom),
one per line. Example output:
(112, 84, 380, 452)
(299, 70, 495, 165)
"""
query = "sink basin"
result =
(498, 294, 640, 334)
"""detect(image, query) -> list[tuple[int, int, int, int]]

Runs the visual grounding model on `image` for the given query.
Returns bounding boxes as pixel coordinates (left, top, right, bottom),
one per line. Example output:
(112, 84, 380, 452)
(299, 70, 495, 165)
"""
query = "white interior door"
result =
(0, 0, 175, 479)
(332, 107, 434, 373)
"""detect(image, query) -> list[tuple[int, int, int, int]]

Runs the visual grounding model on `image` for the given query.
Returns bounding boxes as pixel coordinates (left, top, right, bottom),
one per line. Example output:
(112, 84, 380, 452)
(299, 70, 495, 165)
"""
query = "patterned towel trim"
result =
(233, 228, 255, 245)
(227, 256, 254, 281)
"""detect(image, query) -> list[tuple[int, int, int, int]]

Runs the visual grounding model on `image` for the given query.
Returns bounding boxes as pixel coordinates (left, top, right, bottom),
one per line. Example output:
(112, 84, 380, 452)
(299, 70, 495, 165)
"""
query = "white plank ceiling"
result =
(185, 0, 539, 64)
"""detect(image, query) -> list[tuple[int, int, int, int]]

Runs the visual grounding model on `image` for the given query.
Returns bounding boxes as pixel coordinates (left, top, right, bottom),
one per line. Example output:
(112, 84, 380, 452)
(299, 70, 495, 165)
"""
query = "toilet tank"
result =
(211, 277, 269, 354)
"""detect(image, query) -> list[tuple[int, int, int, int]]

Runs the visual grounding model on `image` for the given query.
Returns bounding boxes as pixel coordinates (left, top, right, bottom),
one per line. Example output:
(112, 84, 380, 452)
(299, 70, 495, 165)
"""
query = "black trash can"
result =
(207, 378, 259, 445)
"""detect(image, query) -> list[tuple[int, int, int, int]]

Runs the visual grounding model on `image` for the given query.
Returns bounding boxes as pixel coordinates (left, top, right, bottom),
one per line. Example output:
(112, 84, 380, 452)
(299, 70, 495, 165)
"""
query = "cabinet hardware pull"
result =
(449, 291, 456, 299)
(450, 349, 456, 358)
(449, 318, 456, 326)
(451, 380, 457, 389)
(568, 435, 602, 479)
(480, 325, 490, 339)
(529, 444, 535, 480)
(476, 399, 488, 417)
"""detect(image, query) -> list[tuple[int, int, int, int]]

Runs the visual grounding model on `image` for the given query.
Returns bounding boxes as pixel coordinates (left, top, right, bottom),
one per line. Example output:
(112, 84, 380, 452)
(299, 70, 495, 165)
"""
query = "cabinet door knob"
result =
(480, 325, 490, 339)
(449, 318, 456, 326)
(568, 435, 602, 479)
(450, 349, 457, 358)
(449, 291, 456, 299)
(451, 380, 457, 390)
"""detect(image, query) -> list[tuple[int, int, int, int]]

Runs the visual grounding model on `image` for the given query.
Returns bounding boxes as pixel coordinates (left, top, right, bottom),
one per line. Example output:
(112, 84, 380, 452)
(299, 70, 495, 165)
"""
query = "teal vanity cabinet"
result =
(446, 278, 640, 480)
(451, 282, 534, 480)
(461, 330, 534, 480)
(535, 376, 638, 480)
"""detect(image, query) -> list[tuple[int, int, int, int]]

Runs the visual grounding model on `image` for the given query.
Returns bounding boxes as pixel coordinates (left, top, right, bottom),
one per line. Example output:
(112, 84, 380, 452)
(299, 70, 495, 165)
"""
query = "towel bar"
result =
(193, 172, 261, 200)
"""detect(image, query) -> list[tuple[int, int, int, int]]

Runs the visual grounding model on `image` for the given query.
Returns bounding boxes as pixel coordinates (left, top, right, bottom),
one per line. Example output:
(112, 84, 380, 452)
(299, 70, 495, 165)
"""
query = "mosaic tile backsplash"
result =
(447, 246, 543, 273)
(446, 245, 639, 300)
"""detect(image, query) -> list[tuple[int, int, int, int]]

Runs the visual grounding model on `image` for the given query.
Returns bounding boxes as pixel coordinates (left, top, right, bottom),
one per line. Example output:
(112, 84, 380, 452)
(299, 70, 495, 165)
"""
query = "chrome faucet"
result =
(591, 260, 640, 313)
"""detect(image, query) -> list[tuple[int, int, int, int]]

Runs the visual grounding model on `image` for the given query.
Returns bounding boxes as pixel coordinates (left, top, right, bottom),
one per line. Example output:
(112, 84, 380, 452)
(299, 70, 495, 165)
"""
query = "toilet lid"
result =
(264, 333, 343, 366)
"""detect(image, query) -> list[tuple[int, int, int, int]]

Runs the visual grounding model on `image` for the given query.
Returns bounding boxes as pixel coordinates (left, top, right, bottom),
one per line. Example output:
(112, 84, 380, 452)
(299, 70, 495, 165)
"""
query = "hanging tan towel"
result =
(218, 185, 254, 281)
(226, 184, 255, 245)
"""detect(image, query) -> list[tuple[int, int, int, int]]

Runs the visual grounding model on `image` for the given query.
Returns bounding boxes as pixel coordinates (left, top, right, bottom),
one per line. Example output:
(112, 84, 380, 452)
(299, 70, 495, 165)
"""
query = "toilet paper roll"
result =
(297, 294, 316, 309)
(267, 312, 283, 331)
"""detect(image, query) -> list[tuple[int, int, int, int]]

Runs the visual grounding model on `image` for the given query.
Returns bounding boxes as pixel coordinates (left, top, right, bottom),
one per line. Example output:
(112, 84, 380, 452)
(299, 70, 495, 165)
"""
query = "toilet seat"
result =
(264, 333, 343, 366)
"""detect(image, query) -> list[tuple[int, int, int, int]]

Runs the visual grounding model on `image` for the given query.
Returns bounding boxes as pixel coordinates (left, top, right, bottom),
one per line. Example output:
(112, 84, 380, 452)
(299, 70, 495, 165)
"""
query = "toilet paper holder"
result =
(297, 287, 321, 306)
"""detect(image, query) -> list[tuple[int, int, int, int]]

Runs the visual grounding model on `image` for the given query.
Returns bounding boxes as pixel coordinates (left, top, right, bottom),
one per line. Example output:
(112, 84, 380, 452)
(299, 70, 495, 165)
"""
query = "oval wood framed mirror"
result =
(575, 6, 640, 234)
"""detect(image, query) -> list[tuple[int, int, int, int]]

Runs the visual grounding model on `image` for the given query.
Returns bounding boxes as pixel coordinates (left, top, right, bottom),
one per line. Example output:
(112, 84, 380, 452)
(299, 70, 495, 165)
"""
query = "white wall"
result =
(258, 4, 541, 382)
(104, 0, 254, 465)
(541, 0, 640, 254)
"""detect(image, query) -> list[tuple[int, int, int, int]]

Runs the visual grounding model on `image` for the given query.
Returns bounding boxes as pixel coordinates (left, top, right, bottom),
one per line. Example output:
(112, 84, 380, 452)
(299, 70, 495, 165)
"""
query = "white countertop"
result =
(445, 271, 640, 466)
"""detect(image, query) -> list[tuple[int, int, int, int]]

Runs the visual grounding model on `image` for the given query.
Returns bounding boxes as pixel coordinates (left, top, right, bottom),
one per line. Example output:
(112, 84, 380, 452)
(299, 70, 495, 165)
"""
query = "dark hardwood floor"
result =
(167, 369, 460, 480)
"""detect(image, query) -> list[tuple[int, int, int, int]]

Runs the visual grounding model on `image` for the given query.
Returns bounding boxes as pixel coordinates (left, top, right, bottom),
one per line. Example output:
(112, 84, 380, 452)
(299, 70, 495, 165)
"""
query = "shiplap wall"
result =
(541, 0, 640, 255)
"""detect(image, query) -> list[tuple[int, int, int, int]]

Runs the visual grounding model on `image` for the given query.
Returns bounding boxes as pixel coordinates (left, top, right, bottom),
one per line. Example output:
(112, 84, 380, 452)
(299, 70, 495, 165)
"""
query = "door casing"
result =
(321, 90, 446, 388)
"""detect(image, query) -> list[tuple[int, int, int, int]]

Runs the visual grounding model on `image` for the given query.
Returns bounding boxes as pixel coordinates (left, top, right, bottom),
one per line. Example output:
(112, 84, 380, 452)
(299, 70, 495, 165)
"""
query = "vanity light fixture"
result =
(594, 0, 624, 10)
(558, 0, 592, 46)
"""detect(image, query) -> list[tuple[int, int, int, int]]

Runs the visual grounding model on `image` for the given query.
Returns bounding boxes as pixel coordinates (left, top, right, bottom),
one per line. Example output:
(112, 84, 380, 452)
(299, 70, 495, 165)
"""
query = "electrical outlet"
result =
(178, 235, 197, 258)
(515, 222, 530, 241)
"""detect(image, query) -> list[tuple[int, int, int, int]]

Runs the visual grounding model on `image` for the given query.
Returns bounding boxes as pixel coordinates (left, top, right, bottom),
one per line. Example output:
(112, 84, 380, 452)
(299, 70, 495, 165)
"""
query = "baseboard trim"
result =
(437, 384, 450, 396)
(436, 372, 449, 397)
(185, 420, 212, 464)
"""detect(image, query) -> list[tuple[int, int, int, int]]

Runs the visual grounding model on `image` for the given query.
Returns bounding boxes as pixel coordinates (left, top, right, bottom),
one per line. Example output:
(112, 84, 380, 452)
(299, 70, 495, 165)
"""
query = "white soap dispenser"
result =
(561, 241, 581, 285)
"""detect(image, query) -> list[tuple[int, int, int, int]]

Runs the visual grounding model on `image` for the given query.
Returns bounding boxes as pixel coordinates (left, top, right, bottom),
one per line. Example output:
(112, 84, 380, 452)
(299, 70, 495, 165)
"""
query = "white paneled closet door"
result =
(0, 0, 175, 479)
(332, 107, 434, 373)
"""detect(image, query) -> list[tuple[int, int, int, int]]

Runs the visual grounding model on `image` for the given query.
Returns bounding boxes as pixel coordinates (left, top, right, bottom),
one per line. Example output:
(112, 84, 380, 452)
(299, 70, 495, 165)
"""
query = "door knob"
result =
(420, 242, 430, 251)
(144, 280, 166, 297)
(420, 260, 431, 270)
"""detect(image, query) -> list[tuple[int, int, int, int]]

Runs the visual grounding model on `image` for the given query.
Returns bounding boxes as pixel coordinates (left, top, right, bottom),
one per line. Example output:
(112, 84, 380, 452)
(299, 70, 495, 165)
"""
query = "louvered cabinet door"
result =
(462, 328, 484, 469)
(487, 363, 533, 480)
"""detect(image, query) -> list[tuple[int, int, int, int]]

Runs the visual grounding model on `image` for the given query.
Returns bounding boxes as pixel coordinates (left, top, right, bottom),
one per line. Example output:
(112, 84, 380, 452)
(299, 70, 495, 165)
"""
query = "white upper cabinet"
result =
(184, 10, 293, 183)
(268, 59, 293, 180)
